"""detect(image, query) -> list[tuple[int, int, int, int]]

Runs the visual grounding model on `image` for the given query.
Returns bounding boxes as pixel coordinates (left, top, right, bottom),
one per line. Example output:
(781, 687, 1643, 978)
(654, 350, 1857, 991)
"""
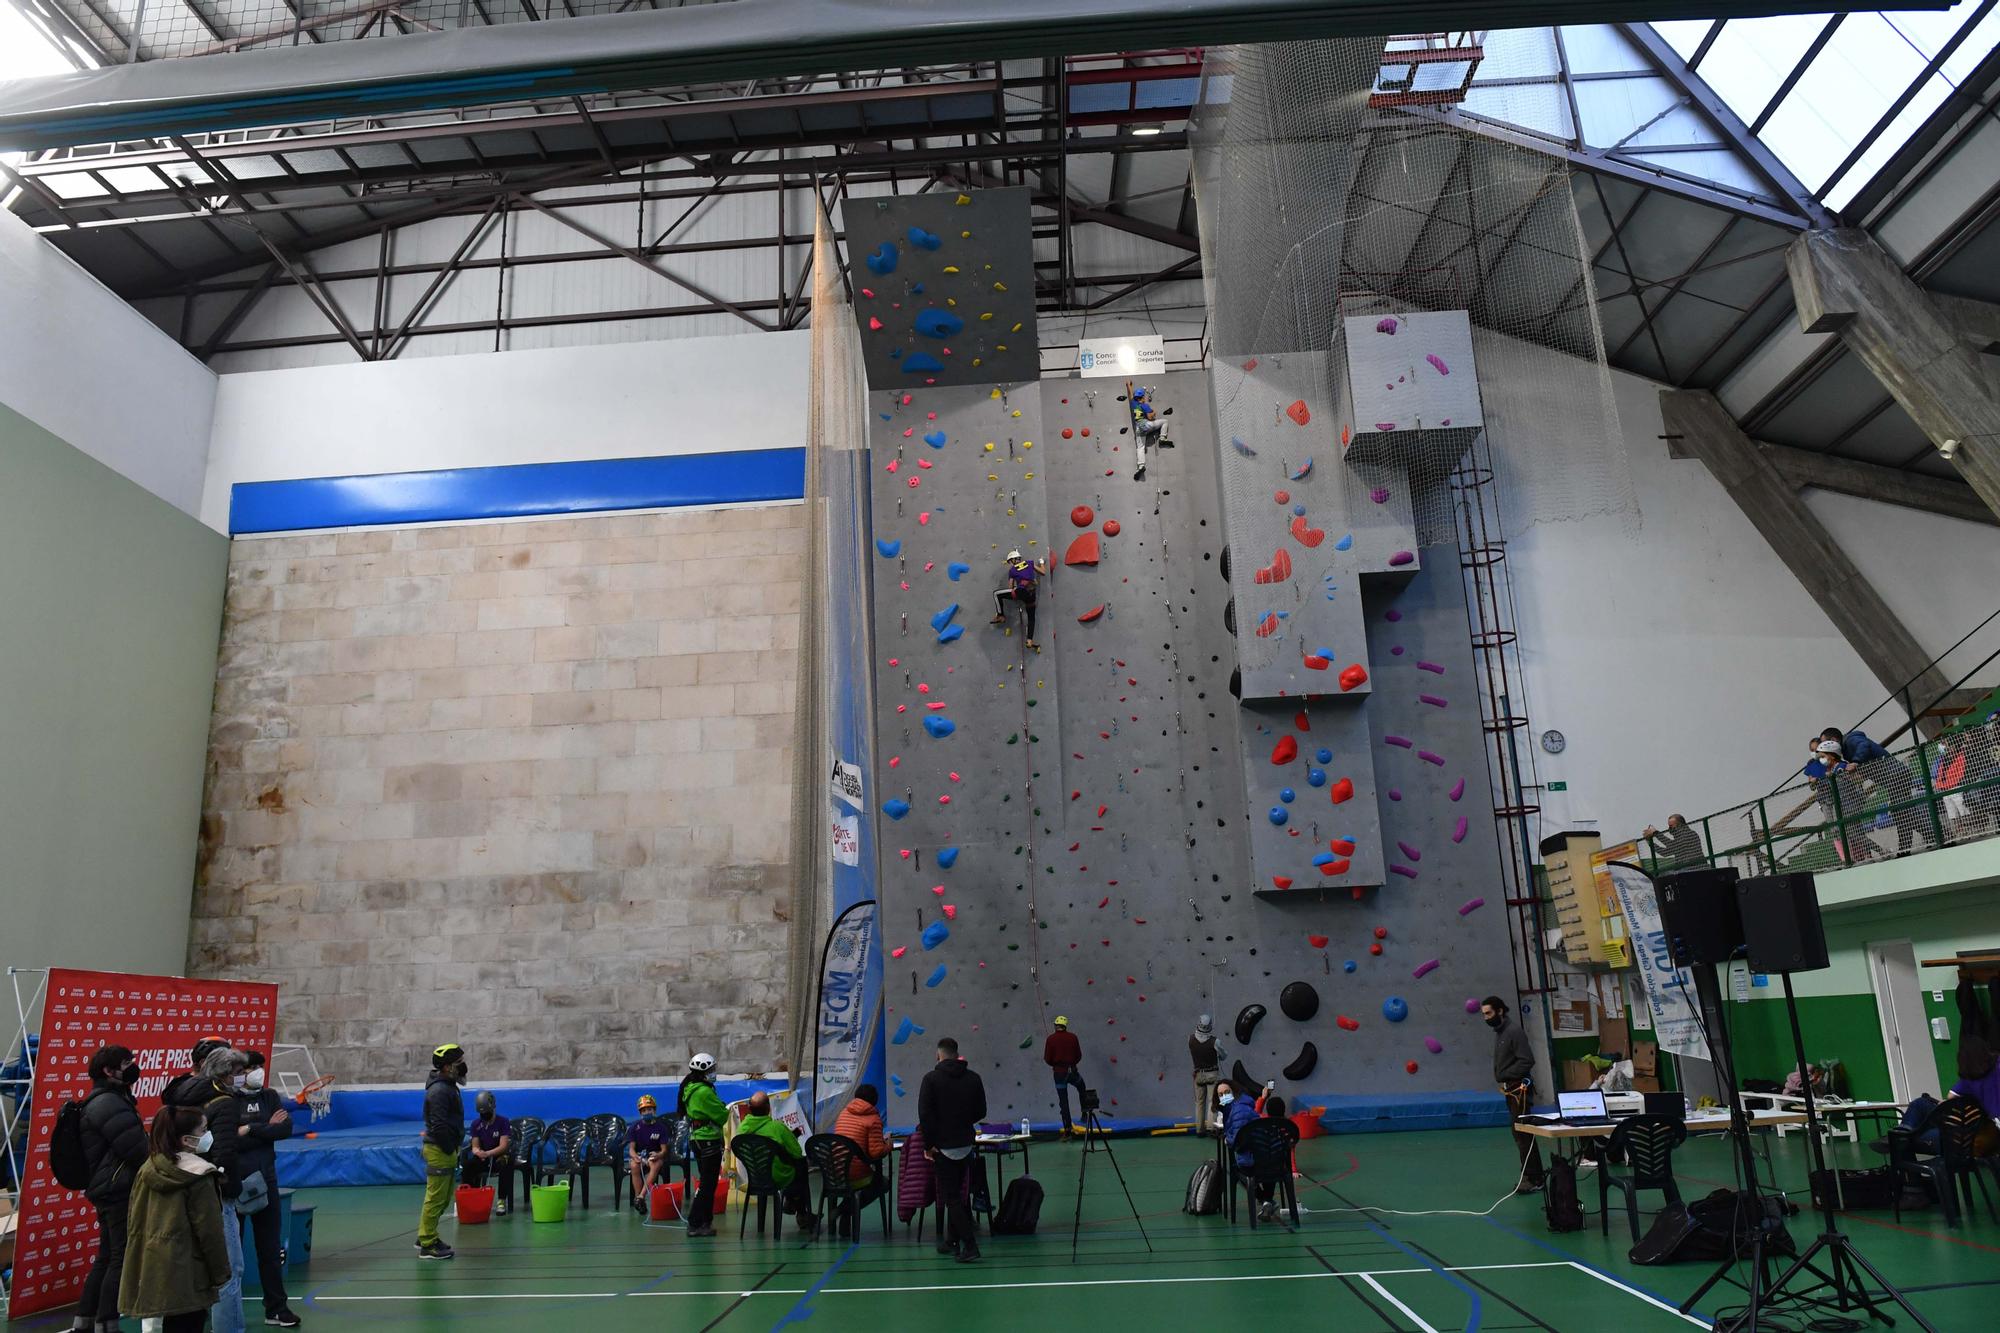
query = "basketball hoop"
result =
(297, 1075, 336, 1121)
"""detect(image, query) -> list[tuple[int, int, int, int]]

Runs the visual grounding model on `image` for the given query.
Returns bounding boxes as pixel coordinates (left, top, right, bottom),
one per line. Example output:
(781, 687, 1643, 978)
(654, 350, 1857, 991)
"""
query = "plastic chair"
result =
(585, 1114, 630, 1210)
(1936, 1098, 2000, 1225)
(540, 1119, 593, 1210)
(730, 1136, 791, 1239)
(1882, 1100, 1953, 1225)
(1229, 1118, 1301, 1228)
(509, 1117, 546, 1211)
(806, 1133, 889, 1241)
(1599, 1115, 1687, 1242)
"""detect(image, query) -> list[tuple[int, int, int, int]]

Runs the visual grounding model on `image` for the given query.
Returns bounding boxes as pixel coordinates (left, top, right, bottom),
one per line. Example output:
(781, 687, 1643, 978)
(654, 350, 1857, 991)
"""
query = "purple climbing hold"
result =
(1448, 778, 1466, 801)
(1426, 353, 1451, 375)
(1417, 750, 1444, 766)
(1390, 864, 1419, 879)
(924, 964, 947, 988)
(1388, 551, 1414, 567)
(1370, 487, 1390, 505)
(1397, 841, 1421, 862)
(1412, 958, 1440, 979)
(1420, 694, 1448, 708)
(1376, 317, 1399, 335)
(1452, 817, 1469, 844)
(1463, 998, 1481, 1014)
(1384, 608, 1403, 622)
(876, 538, 902, 558)
(1417, 660, 1446, 675)
(1391, 646, 1405, 656)
(1385, 735, 1413, 749)
(1458, 897, 1485, 916)
(1425, 1037, 1444, 1055)
(1388, 788, 1402, 801)
(1374, 423, 1397, 433)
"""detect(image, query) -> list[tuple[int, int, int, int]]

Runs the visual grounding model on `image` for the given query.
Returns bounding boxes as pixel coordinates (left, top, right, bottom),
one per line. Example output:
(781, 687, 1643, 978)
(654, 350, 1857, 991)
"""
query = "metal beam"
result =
(512, 193, 774, 332)
(1659, 387, 1957, 714)
(1762, 441, 1997, 527)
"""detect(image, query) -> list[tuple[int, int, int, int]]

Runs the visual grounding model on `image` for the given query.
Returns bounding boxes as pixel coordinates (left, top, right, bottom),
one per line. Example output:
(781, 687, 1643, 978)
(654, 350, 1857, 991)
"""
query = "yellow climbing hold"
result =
(988, 473, 999, 481)
(961, 230, 972, 238)
(1011, 322, 1023, 333)
(1023, 440, 1034, 449)
(993, 282, 1008, 292)
(955, 194, 972, 205)
(997, 344, 1008, 352)
(990, 388, 1003, 399)
(947, 298, 957, 307)
(1024, 472, 1035, 479)
(980, 312, 994, 321)
(1006, 508, 1016, 516)
(1010, 410, 1022, 418)
(943, 266, 960, 274)
(971, 358, 983, 367)
(984, 442, 995, 452)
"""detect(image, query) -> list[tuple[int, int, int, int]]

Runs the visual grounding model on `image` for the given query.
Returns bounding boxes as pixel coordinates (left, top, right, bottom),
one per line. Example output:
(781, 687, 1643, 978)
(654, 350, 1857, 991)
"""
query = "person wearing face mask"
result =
(234, 1052, 299, 1327)
(172, 1046, 250, 1333)
(461, 1091, 514, 1215)
(121, 1106, 233, 1333)
(74, 1045, 149, 1333)
(1481, 996, 1545, 1194)
(1217, 1079, 1258, 1148)
(417, 1044, 468, 1260)
(625, 1094, 671, 1215)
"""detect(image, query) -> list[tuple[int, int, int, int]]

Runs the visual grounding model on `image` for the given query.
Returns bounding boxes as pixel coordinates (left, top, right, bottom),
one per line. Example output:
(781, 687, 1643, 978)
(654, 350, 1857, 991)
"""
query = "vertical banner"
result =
(10, 970, 277, 1320)
(1595, 853, 1711, 1063)
(809, 900, 880, 1132)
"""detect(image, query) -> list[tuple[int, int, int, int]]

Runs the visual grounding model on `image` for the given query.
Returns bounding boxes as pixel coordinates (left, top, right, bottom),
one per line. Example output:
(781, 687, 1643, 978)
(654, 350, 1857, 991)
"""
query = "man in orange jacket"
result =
(1043, 1016, 1087, 1139)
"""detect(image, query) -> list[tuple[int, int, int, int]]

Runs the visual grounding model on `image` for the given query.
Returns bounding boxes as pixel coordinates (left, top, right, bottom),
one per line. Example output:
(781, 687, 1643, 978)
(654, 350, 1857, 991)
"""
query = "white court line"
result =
(309, 1260, 1576, 1302)
(1565, 1261, 1709, 1328)
(1359, 1272, 1442, 1333)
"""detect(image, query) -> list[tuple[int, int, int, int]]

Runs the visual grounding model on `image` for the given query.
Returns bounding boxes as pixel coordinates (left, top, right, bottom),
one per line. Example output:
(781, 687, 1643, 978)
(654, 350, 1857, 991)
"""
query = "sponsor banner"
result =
(809, 901, 879, 1131)
(1596, 852, 1711, 1062)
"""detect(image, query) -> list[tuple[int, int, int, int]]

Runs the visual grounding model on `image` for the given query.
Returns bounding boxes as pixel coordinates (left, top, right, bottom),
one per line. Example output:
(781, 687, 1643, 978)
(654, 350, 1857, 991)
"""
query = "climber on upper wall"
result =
(1129, 384, 1173, 481)
(989, 549, 1044, 650)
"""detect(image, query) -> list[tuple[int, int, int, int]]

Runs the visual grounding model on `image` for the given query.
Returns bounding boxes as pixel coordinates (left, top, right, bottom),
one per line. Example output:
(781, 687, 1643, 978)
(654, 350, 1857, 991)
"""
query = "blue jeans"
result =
(211, 1199, 246, 1333)
(1054, 1066, 1087, 1130)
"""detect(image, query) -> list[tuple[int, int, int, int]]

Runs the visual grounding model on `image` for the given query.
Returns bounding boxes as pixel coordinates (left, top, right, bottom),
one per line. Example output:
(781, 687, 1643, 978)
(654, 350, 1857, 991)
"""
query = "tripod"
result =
(1069, 1096, 1154, 1260)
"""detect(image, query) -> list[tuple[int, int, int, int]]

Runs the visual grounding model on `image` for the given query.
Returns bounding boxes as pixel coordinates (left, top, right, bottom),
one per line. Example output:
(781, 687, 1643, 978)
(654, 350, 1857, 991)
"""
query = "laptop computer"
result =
(1643, 1091, 1687, 1122)
(1556, 1090, 1615, 1126)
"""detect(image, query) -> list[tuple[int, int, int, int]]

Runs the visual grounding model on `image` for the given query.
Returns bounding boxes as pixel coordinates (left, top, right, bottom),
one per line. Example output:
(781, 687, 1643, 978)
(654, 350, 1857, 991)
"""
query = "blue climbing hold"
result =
(1279, 788, 1296, 803)
(937, 624, 964, 644)
(922, 921, 951, 950)
(883, 798, 911, 821)
(1382, 997, 1409, 1022)
(1334, 534, 1354, 551)
(924, 430, 948, 447)
(892, 1016, 924, 1045)
(1315, 748, 1332, 764)
(912, 282, 925, 295)
(890, 347, 903, 359)
(1307, 768, 1326, 788)
(1268, 806, 1289, 826)
(925, 964, 948, 988)
(947, 562, 970, 582)
(876, 538, 902, 559)
(915, 309, 964, 338)
(1343, 960, 1357, 973)
(908, 226, 942, 250)
(930, 603, 960, 633)
(924, 716, 957, 739)
(1312, 852, 1333, 867)
(1293, 504, 1307, 517)
(937, 847, 960, 868)
(903, 353, 945, 373)
(865, 242, 898, 275)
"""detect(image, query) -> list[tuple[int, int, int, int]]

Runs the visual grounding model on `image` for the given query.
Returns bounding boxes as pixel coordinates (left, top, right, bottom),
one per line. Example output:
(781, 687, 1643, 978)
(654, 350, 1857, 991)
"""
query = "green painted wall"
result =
(0, 400, 228, 983)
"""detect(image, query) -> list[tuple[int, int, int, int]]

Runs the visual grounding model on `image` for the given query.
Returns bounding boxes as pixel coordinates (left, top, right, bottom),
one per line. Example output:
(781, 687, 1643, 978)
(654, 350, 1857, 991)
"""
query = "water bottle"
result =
(1020, 1117, 1030, 1139)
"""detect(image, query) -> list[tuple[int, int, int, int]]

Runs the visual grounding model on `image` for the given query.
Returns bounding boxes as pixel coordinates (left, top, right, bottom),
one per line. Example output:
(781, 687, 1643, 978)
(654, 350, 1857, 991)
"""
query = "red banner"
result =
(9, 969, 277, 1320)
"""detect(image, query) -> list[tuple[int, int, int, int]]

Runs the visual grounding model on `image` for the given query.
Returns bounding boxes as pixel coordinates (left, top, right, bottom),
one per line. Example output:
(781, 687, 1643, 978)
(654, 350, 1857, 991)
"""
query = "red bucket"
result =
(1291, 1108, 1327, 1141)
(455, 1185, 495, 1225)
(648, 1179, 729, 1221)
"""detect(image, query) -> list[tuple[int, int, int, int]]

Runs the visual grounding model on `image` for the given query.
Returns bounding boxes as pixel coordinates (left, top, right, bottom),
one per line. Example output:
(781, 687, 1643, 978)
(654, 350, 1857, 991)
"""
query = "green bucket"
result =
(528, 1183, 570, 1223)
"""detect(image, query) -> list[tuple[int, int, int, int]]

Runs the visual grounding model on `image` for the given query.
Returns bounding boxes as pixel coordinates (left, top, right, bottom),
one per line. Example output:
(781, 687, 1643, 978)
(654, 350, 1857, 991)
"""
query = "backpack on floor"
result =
(1184, 1160, 1222, 1216)
(1542, 1157, 1584, 1232)
(992, 1176, 1045, 1235)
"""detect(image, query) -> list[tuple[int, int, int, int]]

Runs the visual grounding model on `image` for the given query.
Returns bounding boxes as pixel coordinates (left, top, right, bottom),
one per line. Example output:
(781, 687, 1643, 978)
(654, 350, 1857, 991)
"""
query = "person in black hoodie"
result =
(74, 1044, 148, 1333)
(236, 1053, 300, 1327)
(916, 1037, 986, 1263)
(416, 1044, 467, 1261)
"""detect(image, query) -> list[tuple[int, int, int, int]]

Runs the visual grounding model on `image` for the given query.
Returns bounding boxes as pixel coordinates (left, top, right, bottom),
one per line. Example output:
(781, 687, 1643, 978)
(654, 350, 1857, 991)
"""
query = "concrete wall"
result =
(0, 401, 228, 984)
(190, 504, 803, 1083)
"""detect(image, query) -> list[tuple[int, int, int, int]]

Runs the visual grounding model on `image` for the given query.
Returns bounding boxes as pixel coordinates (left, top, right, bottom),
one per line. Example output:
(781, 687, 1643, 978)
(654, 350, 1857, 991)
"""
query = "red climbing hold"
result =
(1370, 942, 1383, 956)
(1064, 531, 1101, 566)
(1337, 1015, 1360, 1031)
(1274, 489, 1291, 505)
(1374, 927, 1389, 939)
(1291, 516, 1326, 547)
(1294, 710, 1310, 732)
(1270, 735, 1298, 765)
(1308, 934, 1330, 948)
(1253, 548, 1293, 584)
(1077, 605, 1106, 624)
(1302, 651, 1331, 671)
(1254, 612, 1281, 638)
(1062, 428, 1074, 439)
(1328, 777, 1355, 804)
(1080, 427, 1091, 437)
(1405, 1061, 1420, 1075)
(1098, 897, 1109, 908)
(1330, 837, 1356, 856)
(1287, 400, 1311, 426)
(1243, 358, 1259, 371)
(1071, 791, 1082, 801)
(1071, 505, 1095, 528)
(1102, 519, 1120, 537)
(1338, 663, 1368, 692)
(1271, 876, 1294, 890)
(1319, 859, 1350, 876)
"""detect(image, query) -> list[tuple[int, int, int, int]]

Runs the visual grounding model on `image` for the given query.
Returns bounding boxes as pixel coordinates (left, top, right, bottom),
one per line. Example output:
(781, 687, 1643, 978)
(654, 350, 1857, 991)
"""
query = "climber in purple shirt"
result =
(989, 550, 1043, 650)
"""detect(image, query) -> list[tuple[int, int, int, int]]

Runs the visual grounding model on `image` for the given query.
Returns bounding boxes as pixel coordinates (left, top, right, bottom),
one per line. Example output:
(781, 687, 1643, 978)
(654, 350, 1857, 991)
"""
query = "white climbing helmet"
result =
(1006, 549, 1023, 561)
(688, 1052, 716, 1075)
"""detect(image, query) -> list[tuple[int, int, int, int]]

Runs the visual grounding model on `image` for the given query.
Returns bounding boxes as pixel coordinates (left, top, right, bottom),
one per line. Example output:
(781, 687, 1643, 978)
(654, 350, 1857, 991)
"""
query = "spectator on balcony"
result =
(1934, 732, 1974, 839)
(1642, 814, 1705, 869)
(1805, 740, 1867, 864)
(1825, 726, 1922, 855)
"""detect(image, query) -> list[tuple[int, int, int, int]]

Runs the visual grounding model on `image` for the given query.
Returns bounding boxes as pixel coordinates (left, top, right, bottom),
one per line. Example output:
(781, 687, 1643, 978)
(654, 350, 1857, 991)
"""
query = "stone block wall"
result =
(190, 504, 804, 1083)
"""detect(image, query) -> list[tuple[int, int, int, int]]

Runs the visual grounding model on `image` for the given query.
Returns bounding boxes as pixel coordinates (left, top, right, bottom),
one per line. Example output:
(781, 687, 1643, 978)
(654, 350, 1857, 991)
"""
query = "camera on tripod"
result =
(1081, 1088, 1101, 1114)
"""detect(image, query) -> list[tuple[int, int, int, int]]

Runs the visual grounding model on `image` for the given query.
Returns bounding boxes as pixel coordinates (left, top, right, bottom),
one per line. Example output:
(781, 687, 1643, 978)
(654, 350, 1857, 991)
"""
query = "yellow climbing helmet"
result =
(637, 1094, 658, 1113)
(1053, 1015, 1069, 1028)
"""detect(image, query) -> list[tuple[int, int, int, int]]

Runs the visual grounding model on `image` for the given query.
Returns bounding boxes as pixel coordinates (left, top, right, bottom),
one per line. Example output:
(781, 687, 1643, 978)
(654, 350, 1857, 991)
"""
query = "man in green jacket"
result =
(678, 1053, 728, 1237)
(733, 1092, 819, 1238)
(417, 1043, 467, 1260)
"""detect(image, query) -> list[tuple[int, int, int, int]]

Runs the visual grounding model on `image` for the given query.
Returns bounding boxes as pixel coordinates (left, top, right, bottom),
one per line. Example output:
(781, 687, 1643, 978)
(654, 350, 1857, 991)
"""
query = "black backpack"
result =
(1184, 1160, 1222, 1215)
(50, 1090, 112, 1191)
(1542, 1156, 1584, 1232)
(991, 1176, 1045, 1235)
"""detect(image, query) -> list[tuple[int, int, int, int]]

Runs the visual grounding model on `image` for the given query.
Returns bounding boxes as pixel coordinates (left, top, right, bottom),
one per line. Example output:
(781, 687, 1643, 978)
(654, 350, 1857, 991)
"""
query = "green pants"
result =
(418, 1144, 456, 1246)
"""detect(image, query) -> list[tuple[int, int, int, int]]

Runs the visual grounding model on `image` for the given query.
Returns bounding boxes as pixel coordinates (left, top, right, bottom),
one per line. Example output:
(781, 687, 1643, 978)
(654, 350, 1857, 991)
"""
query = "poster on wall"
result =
(1549, 969, 1598, 1037)
(10, 970, 278, 1319)
(1596, 851, 1711, 1063)
(1594, 972, 1626, 1022)
(829, 754, 865, 810)
(832, 814, 861, 867)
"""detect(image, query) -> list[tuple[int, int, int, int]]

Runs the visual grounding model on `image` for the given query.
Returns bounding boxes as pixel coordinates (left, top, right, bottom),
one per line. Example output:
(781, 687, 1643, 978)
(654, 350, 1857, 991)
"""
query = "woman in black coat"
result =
(76, 1044, 149, 1333)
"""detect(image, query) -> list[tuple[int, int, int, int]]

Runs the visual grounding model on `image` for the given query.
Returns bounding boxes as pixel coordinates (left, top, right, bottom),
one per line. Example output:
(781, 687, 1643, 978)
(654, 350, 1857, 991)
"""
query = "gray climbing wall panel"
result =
(841, 188, 1042, 390)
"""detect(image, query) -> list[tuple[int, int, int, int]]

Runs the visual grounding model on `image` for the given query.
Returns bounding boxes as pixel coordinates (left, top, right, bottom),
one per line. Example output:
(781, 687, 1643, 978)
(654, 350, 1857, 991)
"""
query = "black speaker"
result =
(1736, 873, 1829, 973)
(1657, 866, 1744, 966)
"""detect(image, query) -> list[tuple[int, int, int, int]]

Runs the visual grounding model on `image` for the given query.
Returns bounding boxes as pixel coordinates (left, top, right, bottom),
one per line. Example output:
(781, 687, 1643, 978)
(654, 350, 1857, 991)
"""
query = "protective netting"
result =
(1192, 38, 1635, 545)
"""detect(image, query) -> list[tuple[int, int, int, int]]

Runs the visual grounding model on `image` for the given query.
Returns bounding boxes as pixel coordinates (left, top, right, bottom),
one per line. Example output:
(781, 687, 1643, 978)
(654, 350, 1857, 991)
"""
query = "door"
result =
(1867, 940, 1937, 1102)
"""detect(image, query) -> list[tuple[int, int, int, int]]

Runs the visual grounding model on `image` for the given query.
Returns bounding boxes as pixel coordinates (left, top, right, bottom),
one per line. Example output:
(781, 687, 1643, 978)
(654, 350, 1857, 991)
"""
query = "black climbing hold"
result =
(1234, 1004, 1266, 1045)
(1280, 981, 1320, 1023)
(1218, 545, 1230, 582)
(1231, 1059, 1262, 1095)
(1283, 1042, 1318, 1082)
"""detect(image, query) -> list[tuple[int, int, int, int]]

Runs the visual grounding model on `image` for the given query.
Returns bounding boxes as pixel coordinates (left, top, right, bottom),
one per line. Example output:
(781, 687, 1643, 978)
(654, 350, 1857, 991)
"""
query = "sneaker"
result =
(265, 1310, 302, 1328)
(957, 1248, 983, 1263)
(494, 1201, 509, 1216)
(417, 1241, 455, 1261)
(686, 1225, 715, 1238)
(990, 615, 1007, 626)
(1259, 1202, 1278, 1221)
(1133, 465, 1147, 481)
(1516, 1182, 1543, 1196)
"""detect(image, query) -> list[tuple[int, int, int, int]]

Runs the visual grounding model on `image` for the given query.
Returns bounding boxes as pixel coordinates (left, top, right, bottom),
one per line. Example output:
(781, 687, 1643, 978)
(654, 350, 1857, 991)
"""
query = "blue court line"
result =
(1364, 1220, 1482, 1332)
(1480, 1215, 1708, 1325)
(631, 1267, 679, 1294)
(770, 1241, 859, 1330)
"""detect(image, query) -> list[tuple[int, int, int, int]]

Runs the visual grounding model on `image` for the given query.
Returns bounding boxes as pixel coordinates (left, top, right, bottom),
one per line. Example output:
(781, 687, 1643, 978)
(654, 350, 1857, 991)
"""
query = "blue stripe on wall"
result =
(229, 448, 805, 535)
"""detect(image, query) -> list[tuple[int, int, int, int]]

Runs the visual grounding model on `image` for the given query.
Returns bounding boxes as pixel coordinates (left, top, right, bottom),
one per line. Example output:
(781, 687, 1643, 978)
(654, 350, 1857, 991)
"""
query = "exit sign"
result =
(1547, 781, 1568, 791)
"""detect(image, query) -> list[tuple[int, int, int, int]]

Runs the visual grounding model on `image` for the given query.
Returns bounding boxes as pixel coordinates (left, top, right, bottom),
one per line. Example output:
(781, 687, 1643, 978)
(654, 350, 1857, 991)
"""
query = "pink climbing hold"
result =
(1388, 551, 1414, 566)
(908, 477, 921, 488)
(1426, 353, 1451, 376)
(1458, 897, 1484, 916)
(1339, 664, 1368, 692)
(1376, 317, 1399, 335)
(886, 460, 900, 473)
(868, 317, 884, 331)
(1452, 817, 1469, 843)
(1270, 735, 1298, 765)
(891, 946, 907, 958)
(1424, 1037, 1444, 1055)
(1397, 841, 1421, 862)
(931, 884, 944, 895)
(1412, 959, 1440, 979)
(918, 512, 931, 525)
(942, 904, 957, 919)
(1448, 778, 1466, 801)
(1371, 486, 1390, 504)
(1071, 505, 1095, 528)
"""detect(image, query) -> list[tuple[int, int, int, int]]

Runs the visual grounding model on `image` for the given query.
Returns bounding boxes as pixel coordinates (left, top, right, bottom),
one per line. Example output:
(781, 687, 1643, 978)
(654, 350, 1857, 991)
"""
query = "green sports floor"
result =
(33, 1127, 1999, 1332)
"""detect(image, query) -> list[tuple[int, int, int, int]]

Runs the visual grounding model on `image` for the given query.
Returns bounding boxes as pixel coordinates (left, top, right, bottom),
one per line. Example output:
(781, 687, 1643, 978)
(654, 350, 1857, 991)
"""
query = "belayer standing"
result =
(1042, 1016, 1087, 1140)
(677, 1053, 728, 1237)
(989, 550, 1044, 650)
(416, 1043, 466, 1260)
